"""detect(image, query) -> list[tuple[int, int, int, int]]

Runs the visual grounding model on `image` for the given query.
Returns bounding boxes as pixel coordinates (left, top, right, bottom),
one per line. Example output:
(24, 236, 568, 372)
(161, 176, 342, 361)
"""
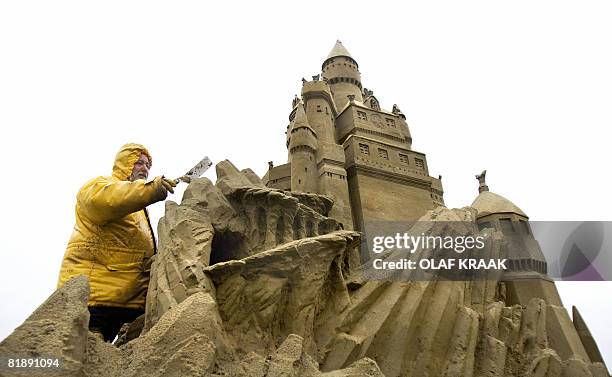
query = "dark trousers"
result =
(88, 306, 144, 342)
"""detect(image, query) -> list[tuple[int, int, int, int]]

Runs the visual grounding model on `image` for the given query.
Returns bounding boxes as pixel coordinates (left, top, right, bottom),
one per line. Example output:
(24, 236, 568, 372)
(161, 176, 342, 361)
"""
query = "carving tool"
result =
(174, 156, 213, 184)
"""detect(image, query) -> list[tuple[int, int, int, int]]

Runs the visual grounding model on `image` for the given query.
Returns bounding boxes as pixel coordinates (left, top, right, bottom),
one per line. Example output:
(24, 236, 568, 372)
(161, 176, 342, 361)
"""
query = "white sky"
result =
(1, 0, 611, 366)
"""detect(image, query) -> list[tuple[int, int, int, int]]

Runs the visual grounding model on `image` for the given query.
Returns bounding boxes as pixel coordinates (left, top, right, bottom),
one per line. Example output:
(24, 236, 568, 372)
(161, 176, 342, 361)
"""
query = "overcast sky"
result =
(1, 0, 611, 366)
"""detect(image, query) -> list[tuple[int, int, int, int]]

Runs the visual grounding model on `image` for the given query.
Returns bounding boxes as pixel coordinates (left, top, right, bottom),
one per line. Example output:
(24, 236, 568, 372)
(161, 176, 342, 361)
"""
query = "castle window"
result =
(378, 148, 389, 160)
(305, 167, 308, 172)
(399, 154, 409, 164)
(359, 143, 370, 155)
(415, 158, 424, 169)
(386, 118, 396, 128)
(317, 105, 322, 112)
(357, 111, 367, 121)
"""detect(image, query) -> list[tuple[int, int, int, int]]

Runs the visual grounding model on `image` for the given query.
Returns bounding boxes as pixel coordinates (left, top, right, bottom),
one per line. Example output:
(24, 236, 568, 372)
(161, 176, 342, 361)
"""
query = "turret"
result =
(321, 40, 363, 110)
(471, 170, 546, 277)
(302, 77, 336, 144)
(471, 171, 562, 306)
(287, 101, 318, 193)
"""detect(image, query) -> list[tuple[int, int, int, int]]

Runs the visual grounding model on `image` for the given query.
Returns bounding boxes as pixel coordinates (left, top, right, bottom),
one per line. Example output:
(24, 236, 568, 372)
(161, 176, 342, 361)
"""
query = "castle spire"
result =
(293, 100, 310, 129)
(326, 40, 354, 61)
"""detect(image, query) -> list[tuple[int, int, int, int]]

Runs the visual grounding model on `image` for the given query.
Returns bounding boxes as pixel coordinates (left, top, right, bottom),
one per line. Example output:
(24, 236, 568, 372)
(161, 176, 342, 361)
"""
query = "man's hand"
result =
(148, 176, 178, 203)
(161, 177, 177, 194)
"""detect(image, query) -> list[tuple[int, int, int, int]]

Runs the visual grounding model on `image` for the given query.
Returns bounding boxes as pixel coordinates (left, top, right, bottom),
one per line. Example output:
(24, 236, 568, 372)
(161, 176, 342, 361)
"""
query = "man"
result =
(57, 143, 176, 342)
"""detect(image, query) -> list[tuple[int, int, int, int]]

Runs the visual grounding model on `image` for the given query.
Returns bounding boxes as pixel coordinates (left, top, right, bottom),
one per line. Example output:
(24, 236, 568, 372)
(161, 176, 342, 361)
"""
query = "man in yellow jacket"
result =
(58, 143, 176, 342)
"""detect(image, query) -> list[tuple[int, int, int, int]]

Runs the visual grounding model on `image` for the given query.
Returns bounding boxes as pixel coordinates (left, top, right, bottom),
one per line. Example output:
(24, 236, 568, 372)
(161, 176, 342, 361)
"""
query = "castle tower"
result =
(287, 101, 318, 193)
(471, 171, 562, 306)
(302, 78, 353, 229)
(302, 78, 336, 144)
(265, 41, 444, 240)
(322, 41, 363, 110)
(325, 42, 444, 231)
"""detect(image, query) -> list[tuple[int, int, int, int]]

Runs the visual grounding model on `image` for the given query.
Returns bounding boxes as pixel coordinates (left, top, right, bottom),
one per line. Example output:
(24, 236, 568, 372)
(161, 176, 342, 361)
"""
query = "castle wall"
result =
(503, 278, 563, 306)
(336, 106, 412, 150)
(347, 171, 435, 228)
(343, 134, 433, 182)
(265, 163, 291, 191)
(340, 129, 439, 237)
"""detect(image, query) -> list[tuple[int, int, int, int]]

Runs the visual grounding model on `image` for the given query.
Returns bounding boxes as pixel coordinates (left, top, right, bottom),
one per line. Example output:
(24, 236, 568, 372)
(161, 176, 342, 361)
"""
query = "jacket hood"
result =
(112, 143, 152, 180)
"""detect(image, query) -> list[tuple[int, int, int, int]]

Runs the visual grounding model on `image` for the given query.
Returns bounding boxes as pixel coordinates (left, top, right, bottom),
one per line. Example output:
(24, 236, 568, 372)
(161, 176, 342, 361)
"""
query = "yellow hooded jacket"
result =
(58, 143, 167, 310)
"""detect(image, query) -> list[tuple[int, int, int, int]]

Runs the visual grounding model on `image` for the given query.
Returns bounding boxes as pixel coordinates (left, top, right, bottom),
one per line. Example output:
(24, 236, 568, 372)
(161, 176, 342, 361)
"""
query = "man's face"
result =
(129, 153, 151, 181)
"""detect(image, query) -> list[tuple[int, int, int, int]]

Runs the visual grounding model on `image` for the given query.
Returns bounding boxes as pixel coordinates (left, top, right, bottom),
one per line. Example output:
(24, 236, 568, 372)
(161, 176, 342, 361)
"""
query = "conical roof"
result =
(471, 191, 527, 218)
(326, 40, 353, 60)
(290, 101, 316, 134)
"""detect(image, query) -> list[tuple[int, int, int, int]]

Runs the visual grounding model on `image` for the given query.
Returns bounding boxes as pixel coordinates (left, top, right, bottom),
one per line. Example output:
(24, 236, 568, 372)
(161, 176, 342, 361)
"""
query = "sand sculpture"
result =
(1, 161, 608, 377)
(2, 41, 608, 376)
